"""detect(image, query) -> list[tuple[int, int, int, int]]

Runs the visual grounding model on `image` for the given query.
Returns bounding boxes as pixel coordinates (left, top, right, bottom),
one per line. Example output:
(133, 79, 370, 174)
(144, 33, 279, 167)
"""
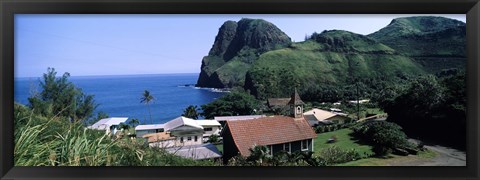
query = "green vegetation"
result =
(368, 16, 466, 73)
(314, 128, 374, 158)
(28, 67, 98, 123)
(201, 90, 261, 119)
(245, 30, 424, 100)
(182, 105, 200, 119)
(337, 149, 438, 166)
(379, 72, 466, 150)
(197, 18, 291, 88)
(14, 103, 219, 166)
(351, 121, 415, 156)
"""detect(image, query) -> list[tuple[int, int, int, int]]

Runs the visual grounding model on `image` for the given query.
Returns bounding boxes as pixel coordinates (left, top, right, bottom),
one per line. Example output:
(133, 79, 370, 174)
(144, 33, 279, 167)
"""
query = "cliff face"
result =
(196, 18, 291, 88)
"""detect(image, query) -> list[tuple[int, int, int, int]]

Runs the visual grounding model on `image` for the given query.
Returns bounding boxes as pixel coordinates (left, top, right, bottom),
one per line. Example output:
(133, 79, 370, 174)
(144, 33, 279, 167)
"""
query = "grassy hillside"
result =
(368, 16, 466, 73)
(245, 30, 424, 100)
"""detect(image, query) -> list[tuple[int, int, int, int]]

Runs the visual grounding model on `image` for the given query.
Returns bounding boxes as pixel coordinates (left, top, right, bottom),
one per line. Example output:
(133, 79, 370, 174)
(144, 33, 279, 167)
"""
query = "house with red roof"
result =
(221, 89, 317, 163)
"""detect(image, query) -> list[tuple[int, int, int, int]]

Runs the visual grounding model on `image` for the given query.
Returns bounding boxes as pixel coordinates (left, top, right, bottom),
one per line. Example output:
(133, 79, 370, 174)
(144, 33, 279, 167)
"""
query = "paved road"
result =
(390, 139, 466, 166)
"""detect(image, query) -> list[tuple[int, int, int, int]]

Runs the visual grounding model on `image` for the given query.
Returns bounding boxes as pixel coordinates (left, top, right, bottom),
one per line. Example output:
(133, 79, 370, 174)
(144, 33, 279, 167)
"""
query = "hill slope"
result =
(244, 30, 425, 99)
(368, 16, 466, 73)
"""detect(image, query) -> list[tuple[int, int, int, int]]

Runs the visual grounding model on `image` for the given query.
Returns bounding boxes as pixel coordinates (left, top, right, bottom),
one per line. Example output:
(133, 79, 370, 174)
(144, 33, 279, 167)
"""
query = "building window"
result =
(187, 136, 192, 141)
(283, 143, 291, 153)
(297, 106, 302, 114)
(301, 140, 309, 151)
(204, 127, 212, 131)
(180, 137, 184, 143)
(155, 129, 164, 133)
(194, 136, 198, 142)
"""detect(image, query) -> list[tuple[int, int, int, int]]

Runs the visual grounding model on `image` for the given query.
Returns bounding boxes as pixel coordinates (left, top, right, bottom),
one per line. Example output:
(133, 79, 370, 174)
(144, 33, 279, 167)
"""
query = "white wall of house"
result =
(174, 134, 203, 146)
(202, 126, 221, 138)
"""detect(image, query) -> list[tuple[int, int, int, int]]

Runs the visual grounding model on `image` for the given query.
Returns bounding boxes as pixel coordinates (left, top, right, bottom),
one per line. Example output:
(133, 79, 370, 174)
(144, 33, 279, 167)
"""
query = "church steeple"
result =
(288, 88, 304, 118)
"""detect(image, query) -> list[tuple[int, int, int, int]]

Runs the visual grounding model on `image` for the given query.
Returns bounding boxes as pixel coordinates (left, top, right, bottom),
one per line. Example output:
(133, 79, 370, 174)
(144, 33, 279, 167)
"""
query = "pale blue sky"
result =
(15, 14, 466, 78)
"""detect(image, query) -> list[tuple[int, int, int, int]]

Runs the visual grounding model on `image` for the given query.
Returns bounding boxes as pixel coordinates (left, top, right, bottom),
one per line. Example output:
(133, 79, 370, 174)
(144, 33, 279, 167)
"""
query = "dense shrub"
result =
(317, 146, 361, 165)
(351, 121, 413, 156)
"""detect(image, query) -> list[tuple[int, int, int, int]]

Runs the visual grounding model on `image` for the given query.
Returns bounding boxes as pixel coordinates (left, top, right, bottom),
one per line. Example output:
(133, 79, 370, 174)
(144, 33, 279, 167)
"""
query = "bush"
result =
(351, 121, 412, 156)
(318, 146, 361, 165)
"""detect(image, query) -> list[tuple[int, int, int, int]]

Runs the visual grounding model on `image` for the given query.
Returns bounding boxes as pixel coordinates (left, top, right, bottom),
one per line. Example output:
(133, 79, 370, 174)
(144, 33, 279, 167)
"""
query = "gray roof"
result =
(165, 143, 222, 160)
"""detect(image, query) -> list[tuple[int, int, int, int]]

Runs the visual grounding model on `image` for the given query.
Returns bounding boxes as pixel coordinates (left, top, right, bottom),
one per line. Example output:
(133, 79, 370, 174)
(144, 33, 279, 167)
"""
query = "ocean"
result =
(14, 73, 227, 124)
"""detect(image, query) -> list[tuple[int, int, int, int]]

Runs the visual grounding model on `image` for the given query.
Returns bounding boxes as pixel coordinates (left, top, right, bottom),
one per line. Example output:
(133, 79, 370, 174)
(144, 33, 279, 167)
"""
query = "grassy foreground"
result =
(14, 103, 219, 166)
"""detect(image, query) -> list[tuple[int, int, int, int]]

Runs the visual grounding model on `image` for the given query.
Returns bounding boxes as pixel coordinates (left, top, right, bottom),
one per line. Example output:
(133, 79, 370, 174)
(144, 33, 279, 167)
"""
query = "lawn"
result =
(337, 150, 438, 166)
(215, 144, 223, 154)
(314, 128, 374, 158)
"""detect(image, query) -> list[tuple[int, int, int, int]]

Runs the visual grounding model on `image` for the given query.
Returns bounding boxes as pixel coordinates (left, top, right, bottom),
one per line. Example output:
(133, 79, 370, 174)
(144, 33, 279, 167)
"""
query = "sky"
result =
(14, 14, 466, 78)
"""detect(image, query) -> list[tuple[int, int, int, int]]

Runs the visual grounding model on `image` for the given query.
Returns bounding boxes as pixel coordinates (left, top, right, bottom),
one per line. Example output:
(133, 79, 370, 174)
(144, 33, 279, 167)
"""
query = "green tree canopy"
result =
(28, 67, 98, 123)
(182, 105, 200, 119)
(201, 91, 260, 119)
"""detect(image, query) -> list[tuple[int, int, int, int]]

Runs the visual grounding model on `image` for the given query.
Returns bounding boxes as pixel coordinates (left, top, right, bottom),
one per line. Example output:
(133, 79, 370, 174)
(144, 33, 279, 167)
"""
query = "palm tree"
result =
(128, 118, 140, 127)
(182, 105, 199, 119)
(140, 90, 154, 124)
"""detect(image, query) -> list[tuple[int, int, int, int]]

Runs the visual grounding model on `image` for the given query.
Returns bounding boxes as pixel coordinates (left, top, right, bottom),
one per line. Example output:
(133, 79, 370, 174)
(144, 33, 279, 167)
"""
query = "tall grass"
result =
(14, 103, 219, 166)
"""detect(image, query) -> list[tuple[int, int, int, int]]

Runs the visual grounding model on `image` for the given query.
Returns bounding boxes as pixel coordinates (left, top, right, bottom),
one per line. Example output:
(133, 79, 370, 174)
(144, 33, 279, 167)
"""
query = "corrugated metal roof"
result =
(196, 120, 221, 126)
(166, 143, 222, 160)
(88, 117, 128, 130)
(165, 116, 203, 130)
(135, 124, 165, 131)
(304, 108, 347, 121)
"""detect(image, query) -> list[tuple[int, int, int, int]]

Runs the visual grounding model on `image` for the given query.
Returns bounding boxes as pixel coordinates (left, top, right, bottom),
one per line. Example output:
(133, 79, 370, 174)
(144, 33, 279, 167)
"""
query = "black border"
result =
(1, 0, 479, 180)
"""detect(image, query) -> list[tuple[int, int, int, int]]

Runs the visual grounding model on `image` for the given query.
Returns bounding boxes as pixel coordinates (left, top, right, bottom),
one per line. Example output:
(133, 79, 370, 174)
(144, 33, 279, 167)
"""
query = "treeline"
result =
(377, 71, 466, 150)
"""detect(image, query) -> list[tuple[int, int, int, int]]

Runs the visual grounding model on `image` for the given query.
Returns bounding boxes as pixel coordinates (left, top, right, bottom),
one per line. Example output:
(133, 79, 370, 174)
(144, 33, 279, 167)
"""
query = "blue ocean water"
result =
(14, 73, 226, 124)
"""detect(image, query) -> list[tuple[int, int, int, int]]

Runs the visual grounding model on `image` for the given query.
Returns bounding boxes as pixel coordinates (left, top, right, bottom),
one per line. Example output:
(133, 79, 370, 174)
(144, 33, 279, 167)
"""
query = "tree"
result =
(201, 91, 260, 119)
(140, 90, 154, 124)
(128, 118, 140, 127)
(182, 105, 200, 119)
(117, 123, 130, 135)
(28, 67, 97, 122)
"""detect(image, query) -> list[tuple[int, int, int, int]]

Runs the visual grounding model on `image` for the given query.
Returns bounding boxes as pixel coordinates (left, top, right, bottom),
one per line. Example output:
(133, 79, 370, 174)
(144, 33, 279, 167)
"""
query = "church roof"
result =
(288, 88, 304, 105)
(224, 116, 316, 156)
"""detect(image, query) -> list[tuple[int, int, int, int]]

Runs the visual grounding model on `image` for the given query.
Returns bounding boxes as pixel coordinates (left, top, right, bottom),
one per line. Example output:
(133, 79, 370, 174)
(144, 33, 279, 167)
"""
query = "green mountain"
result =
(368, 16, 466, 73)
(244, 30, 424, 99)
(196, 18, 292, 88)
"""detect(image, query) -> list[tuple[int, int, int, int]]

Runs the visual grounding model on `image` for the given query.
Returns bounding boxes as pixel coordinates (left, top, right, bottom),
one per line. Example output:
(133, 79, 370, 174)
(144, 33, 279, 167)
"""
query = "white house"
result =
(87, 117, 129, 135)
(135, 124, 165, 138)
(303, 108, 351, 126)
(196, 120, 221, 140)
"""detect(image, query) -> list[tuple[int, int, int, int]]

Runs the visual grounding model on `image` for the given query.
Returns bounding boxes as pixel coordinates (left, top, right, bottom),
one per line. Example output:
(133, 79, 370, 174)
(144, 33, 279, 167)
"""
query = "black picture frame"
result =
(1, 0, 479, 180)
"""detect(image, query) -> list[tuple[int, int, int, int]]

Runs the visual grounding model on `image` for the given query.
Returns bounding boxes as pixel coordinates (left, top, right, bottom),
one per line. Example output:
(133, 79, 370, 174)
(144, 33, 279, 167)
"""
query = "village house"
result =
(195, 120, 222, 141)
(303, 108, 351, 126)
(221, 89, 317, 164)
(87, 117, 129, 135)
(136, 116, 222, 148)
